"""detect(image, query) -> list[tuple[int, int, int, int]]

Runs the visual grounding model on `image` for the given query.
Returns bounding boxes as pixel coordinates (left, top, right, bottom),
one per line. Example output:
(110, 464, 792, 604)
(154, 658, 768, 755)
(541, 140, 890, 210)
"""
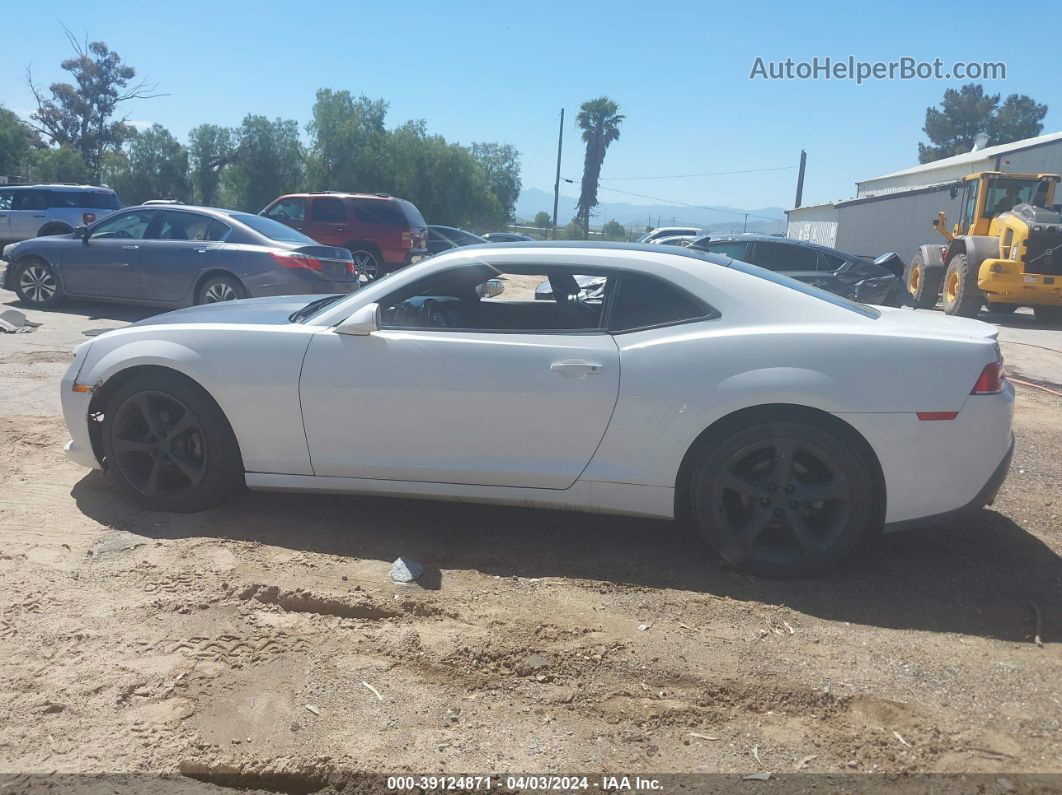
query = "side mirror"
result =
(931, 218, 939, 226)
(476, 278, 504, 299)
(74, 226, 89, 241)
(949, 186, 959, 200)
(335, 302, 380, 336)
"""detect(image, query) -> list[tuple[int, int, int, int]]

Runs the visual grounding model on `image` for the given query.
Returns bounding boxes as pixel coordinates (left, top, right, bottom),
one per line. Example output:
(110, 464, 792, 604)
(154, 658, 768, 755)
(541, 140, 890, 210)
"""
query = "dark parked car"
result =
(261, 192, 428, 280)
(2, 205, 358, 308)
(481, 231, 533, 243)
(687, 234, 909, 306)
(426, 225, 488, 256)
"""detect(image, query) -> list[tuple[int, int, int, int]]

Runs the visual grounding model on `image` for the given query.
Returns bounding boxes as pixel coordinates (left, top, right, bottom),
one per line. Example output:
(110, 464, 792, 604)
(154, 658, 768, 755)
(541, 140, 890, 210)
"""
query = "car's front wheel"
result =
(101, 371, 244, 512)
(691, 418, 875, 578)
(13, 258, 64, 308)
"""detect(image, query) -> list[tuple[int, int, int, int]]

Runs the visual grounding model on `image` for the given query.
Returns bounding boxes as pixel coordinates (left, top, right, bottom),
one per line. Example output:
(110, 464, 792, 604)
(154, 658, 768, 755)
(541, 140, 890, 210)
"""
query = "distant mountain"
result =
(515, 187, 786, 234)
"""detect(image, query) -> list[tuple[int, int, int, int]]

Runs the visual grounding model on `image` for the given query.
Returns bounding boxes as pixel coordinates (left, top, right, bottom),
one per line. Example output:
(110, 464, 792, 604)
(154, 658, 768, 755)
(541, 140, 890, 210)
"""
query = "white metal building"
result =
(787, 131, 1062, 260)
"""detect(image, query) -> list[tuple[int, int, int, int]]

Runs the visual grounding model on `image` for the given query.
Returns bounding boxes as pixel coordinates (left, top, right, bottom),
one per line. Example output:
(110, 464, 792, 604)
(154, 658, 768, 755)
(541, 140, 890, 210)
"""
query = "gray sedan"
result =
(1, 205, 359, 309)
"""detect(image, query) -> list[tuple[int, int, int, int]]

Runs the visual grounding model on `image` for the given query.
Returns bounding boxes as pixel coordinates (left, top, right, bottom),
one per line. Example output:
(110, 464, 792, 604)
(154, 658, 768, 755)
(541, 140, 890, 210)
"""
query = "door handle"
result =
(33, 214, 46, 218)
(121, 244, 140, 250)
(193, 248, 208, 253)
(550, 360, 603, 376)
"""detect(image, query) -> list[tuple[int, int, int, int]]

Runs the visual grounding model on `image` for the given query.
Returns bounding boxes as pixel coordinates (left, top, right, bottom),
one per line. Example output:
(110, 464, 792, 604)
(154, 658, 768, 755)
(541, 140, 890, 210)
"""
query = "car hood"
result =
(873, 305, 998, 340)
(131, 295, 336, 327)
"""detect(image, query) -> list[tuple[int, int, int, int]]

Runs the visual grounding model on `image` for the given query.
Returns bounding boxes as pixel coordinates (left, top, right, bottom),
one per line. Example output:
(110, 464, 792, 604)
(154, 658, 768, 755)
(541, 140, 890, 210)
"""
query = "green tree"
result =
(574, 97, 624, 237)
(533, 210, 551, 228)
(223, 115, 304, 212)
(104, 124, 189, 205)
(471, 142, 522, 223)
(305, 89, 389, 191)
(0, 106, 39, 177)
(919, 83, 1047, 163)
(188, 124, 235, 206)
(29, 145, 90, 183)
(27, 29, 160, 182)
(602, 219, 626, 240)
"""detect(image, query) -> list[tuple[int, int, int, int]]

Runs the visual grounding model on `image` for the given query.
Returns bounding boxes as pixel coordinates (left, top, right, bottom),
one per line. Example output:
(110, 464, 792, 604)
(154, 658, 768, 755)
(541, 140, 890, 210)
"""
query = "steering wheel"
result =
(420, 299, 450, 328)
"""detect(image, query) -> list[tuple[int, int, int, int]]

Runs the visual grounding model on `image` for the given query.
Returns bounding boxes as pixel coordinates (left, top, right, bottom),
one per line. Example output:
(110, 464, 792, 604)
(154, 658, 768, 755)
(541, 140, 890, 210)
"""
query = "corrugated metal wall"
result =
(834, 184, 961, 260)
(1000, 142, 1062, 177)
(785, 205, 839, 247)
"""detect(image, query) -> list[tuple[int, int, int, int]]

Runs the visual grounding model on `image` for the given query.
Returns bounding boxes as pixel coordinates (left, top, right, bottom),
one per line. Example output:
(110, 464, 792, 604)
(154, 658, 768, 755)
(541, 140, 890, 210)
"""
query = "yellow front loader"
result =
(905, 171, 1062, 323)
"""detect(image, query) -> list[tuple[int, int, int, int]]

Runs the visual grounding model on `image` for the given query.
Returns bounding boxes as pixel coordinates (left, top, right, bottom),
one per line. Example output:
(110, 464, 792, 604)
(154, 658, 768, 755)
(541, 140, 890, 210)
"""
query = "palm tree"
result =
(574, 97, 624, 238)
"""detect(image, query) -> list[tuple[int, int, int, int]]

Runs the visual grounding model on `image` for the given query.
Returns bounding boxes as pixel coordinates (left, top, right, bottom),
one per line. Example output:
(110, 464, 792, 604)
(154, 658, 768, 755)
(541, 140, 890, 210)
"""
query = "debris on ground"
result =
(362, 681, 383, 701)
(390, 557, 424, 584)
(0, 309, 42, 334)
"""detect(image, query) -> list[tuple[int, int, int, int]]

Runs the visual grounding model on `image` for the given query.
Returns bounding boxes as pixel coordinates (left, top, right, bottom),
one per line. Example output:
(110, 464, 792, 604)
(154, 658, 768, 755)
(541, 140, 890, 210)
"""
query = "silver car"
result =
(1, 205, 359, 308)
(0, 184, 121, 242)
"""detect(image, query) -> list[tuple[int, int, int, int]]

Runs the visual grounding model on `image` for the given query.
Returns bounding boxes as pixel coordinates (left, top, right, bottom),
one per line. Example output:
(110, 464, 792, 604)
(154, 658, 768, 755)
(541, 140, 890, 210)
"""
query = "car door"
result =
(62, 209, 156, 299)
(298, 262, 621, 489)
(0, 189, 12, 240)
(305, 196, 348, 246)
(140, 210, 230, 303)
(10, 189, 48, 239)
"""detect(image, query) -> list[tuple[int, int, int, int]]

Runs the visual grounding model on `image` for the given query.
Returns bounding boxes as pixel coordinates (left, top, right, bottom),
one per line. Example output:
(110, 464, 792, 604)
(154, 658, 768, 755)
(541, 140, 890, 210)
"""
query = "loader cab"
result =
(958, 173, 1058, 235)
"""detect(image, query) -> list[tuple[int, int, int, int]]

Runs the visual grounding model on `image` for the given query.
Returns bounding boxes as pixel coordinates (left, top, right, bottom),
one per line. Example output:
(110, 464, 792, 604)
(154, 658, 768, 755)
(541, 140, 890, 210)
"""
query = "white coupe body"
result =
(61, 243, 1014, 556)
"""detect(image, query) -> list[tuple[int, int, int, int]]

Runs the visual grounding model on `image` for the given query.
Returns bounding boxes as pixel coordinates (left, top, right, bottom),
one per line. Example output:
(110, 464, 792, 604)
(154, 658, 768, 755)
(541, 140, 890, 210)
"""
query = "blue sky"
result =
(3, 0, 1059, 215)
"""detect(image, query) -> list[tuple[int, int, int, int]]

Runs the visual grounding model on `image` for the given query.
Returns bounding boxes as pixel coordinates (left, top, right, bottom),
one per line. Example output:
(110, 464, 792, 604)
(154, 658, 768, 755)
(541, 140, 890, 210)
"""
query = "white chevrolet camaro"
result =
(61, 243, 1014, 577)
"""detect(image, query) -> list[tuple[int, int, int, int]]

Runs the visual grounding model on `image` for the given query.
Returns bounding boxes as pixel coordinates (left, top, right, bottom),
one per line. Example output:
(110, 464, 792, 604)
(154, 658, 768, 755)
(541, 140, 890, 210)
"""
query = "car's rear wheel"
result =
(101, 371, 243, 512)
(906, 253, 942, 309)
(346, 246, 382, 281)
(13, 258, 63, 308)
(196, 274, 246, 305)
(941, 254, 983, 317)
(691, 419, 874, 578)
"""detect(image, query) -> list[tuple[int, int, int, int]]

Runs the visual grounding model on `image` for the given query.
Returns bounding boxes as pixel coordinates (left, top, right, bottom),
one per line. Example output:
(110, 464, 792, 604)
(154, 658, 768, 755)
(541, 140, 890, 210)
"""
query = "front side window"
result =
(89, 209, 155, 240)
(378, 263, 610, 333)
(15, 190, 47, 211)
(982, 178, 1044, 218)
(608, 272, 714, 332)
(311, 197, 346, 223)
(156, 211, 220, 241)
(264, 197, 306, 223)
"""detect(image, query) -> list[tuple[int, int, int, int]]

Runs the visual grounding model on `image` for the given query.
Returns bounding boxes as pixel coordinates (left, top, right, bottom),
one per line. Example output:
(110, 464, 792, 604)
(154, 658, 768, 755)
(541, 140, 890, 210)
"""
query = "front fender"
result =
(81, 339, 206, 388)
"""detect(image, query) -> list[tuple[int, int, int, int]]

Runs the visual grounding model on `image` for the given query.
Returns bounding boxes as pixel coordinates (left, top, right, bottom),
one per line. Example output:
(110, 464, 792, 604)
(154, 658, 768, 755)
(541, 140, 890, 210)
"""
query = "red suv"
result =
(260, 192, 428, 280)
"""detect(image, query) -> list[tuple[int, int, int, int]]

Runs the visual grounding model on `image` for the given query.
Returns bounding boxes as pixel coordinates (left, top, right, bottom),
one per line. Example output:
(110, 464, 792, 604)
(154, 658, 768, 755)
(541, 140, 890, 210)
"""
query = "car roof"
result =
(8, 184, 115, 192)
(274, 192, 399, 201)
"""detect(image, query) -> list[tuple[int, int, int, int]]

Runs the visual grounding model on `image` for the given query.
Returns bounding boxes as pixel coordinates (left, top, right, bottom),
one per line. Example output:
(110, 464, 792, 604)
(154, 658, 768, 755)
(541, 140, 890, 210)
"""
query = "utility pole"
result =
(794, 149, 807, 208)
(551, 109, 564, 240)
(743, 213, 748, 232)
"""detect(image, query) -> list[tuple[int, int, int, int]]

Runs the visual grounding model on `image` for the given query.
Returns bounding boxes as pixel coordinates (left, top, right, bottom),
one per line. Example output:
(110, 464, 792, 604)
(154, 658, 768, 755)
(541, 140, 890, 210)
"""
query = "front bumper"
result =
(978, 259, 1062, 304)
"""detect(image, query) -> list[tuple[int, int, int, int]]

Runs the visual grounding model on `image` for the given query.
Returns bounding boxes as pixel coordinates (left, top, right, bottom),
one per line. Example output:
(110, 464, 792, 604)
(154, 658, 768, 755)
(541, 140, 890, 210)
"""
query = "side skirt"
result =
(244, 472, 675, 520)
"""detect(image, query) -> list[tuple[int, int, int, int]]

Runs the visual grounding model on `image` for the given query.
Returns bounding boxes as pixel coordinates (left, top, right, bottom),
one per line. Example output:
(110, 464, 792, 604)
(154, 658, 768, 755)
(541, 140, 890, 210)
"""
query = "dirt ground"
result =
(0, 289, 1060, 793)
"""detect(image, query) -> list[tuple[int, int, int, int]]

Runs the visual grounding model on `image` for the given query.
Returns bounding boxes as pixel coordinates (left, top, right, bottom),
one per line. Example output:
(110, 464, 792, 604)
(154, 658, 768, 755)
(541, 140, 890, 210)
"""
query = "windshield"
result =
(230, 212, 317, 243)
(983, 178, 1053, 217)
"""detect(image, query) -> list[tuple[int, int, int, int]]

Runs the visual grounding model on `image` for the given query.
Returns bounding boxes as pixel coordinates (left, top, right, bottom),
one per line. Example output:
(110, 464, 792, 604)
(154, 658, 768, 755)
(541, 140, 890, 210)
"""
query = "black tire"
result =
(345, 245, 382, 281)
(13, 258, 64, 307)
(940, 254, 982, 317)
(38, 224, 73, 237)
(101, 370, 243, 512)
(986, 302, 1018, 314)
(195, 273, 246, 305)
(1033, 305, 1062, 324)
(690, 418, 875, 578)
(905, 253, 942, 309)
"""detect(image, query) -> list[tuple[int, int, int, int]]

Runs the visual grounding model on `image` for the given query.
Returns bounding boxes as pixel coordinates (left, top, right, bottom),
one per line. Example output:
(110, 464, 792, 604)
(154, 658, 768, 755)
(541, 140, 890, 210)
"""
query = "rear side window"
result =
(352, 198, 406, 225)
(48, 191, 120, 210)
(311, 197, 346, 223)
(706, 241, 749, 259)
(156, 210, 225, 241)
(609, 272, 716, 332)
(0, 190, 12, 210)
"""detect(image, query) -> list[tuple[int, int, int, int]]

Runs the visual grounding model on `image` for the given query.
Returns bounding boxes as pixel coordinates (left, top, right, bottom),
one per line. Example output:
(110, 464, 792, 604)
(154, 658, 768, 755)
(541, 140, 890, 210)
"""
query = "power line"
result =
(564, 180, 785, 222)
(601, 165, 797, 181)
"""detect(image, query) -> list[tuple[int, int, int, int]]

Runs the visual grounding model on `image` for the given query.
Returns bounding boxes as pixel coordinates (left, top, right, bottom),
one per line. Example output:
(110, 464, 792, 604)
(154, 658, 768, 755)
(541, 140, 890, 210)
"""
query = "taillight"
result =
(401, 231, 412, 248)
(269, 251, 322, 272)
(345, 260, 358, 276)
(971, 361, 1005, 395)
(83, 213, 96, 224)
